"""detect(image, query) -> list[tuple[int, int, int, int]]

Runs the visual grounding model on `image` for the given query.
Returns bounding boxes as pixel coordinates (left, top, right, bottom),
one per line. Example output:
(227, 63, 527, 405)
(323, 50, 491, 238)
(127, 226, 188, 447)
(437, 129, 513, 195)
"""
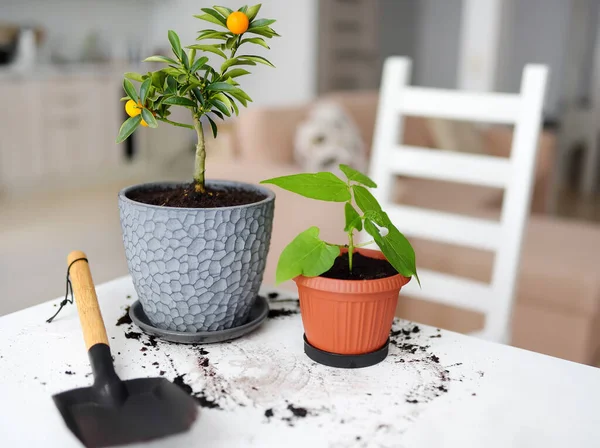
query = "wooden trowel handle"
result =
(67, 250, 109, 350)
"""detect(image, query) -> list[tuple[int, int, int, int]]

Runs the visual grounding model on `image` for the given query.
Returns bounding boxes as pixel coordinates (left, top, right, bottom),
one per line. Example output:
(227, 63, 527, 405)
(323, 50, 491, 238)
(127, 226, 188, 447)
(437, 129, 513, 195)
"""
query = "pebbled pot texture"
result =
(119, 181, 275, 333)
(294, 248, 410, 355)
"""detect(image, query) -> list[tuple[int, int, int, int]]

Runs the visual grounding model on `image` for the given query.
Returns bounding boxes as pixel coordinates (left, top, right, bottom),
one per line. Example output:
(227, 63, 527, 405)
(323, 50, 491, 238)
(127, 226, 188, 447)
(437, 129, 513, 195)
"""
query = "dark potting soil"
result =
(116, 306, 132, 326)
(268, 308, 299, 319)
(321, 252, 397, 280)
(127, 183, 267, 208)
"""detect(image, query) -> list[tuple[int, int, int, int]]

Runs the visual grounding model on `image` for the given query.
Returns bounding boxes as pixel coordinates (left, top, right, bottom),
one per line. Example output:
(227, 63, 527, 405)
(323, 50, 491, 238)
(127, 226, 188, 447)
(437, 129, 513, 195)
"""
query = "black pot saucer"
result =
(303, 334, 389, 368)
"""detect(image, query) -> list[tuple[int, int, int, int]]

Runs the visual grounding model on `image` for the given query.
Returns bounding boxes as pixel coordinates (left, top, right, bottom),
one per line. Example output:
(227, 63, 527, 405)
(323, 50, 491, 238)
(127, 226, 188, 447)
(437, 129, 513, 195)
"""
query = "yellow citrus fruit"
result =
(140, 119, 148, 127)
(125, 99, 142, 117)
(227, 11, 249, 34)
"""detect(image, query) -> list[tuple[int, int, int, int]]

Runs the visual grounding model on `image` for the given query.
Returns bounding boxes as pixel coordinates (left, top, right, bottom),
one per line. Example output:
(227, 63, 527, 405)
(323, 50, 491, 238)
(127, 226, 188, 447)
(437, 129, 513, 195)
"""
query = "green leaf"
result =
(246, 4, 262, 21)
(201, 8, 227, 25)
(352, 185, 382, 214)
(116, 115, 142, 143)
(226, 36, 237, 49)
(141, 108, 158, 128)
(168, 30, 182, 59)
(249, 18, 276, 29)
(228, 90, 249, 107)
(225, 93, 239, 115)
(192, 87, 205, 106)
(144, 55, 179, 65)
(206, 82, 237, 92)
(238, 55, 275, 67)
(340, 164, 377, 188)
(261, 172, 351, 202)
(344, 203, 363, 232)
(162, 96, 197, 107)
(240, 37, 270, 49)
(181, 50, 189, 69)
(211, 110, 224, 120)
(190, 56, 209, 73)
(189, 48, 196, 65)
(161, 67, 185, 77)
(213, 6, 234, 17)
(188, 44, 227, 59)
(123, 79, 139, 103)
(124, 72, 144, 82)
(151, 71, 167, 90)
(196, 31, 229, 41)
(194, 13, 228, 28)
(247, 27, 278, 38)
(166, 76, 177, 94)
(238, 5, 248, 13)
(275, 227, 340, 283)
(139, 78, 152, 104)
(221, 58, 257, 72)
(210, 99, 231, 117)
(363, 213, 418, 284)
(223, 68, 251, 79)
(207, 115, 218, 138)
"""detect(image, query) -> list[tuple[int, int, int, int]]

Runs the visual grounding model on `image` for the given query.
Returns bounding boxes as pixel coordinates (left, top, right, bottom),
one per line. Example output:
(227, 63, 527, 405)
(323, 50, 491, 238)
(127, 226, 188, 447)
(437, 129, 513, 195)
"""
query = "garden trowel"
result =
(52, 251, 198, 448)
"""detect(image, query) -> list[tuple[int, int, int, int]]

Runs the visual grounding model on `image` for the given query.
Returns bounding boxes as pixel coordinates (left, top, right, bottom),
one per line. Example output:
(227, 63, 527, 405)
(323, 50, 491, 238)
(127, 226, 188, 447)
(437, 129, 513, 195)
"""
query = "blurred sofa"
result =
(207, 91, 600, 366)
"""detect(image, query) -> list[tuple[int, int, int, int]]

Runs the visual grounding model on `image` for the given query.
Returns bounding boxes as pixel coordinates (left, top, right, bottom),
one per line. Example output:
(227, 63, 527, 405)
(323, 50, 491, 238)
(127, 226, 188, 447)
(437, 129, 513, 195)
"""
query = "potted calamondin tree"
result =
(118, 5, 279, 334)
(262, 165, 419, 367)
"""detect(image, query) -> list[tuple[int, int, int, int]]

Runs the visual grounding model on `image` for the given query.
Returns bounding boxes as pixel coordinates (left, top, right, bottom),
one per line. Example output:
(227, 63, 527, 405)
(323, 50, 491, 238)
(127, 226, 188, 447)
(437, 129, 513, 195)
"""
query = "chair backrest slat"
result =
(368, 57, 548, 342)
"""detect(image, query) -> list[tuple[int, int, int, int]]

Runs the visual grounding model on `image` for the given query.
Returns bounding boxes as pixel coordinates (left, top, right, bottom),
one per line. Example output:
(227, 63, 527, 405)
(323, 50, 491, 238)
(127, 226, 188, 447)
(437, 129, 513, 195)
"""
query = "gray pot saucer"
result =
(129, 295, 269, 344)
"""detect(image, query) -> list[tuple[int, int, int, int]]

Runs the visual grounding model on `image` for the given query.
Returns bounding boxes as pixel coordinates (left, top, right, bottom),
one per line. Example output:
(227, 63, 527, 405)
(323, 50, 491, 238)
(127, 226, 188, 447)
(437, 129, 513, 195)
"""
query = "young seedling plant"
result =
(261, 165, 420, 284)
(117, 4, 279, 193)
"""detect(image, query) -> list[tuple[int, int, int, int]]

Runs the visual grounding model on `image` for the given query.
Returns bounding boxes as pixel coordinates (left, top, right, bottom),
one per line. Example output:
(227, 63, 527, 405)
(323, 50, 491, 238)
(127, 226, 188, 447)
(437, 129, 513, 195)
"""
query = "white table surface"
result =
(0, 276, 599, 448)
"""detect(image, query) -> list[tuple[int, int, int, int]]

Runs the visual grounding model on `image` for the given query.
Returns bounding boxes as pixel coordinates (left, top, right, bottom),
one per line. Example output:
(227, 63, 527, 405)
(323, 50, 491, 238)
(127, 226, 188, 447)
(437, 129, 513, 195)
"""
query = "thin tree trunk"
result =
(193, 115, 206, 193)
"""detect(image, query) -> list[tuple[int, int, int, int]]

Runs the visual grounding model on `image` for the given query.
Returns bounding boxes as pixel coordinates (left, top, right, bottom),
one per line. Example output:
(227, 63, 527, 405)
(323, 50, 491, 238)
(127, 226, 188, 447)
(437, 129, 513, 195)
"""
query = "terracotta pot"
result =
(294, 248, 410, 355)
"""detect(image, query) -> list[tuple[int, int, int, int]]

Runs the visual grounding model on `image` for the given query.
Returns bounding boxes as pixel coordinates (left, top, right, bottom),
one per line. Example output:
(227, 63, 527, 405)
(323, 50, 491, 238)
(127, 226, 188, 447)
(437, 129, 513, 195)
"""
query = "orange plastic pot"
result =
(294, 248, 410, 355)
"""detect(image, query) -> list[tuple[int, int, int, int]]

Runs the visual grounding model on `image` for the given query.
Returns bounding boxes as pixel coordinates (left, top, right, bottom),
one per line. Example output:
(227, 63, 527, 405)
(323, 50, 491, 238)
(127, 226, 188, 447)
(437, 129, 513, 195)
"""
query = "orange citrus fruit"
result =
(125, 99, 142, 117)
(227, 11, 249, 34)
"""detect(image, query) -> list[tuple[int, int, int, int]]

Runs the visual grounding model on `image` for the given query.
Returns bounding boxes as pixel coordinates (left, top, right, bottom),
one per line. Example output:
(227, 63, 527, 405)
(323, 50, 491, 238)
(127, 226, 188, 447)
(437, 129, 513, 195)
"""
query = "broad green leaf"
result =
(139, 78, 152, 104)
(275, 227, 340, 283)
(238, 55, 275, 67)
(201, 8, 227, 25)
(162, 96, 197, 107)
(123, 79, 139, 103)
(141, 108, 158, 128)
(206, 82, 237, 92)
(246, 4, 262, 21)
(363, 214, 419, 284)
(151, 71, 167, 90)
(188, 44, 227, 59)
(116, 115, 142, 143)
(166, 75, 177, 94)
(352, 185, 382, 214)
(223, 68, 251, 78)
(228, 90, 247, 107)
(194, 13, 228, 28)
(168, 30, 182, 59)
(261, 172, 350, 202)
(238, 5, 248, 13)
(211, 110, 224, 120)
(210, 99, 231, 117)
(181, 49, 189, 69)
(189, 48, 196, 64)
(190, 56, 209, 73)
(340, 164, 377, 188)
(232, 88, 251, 101)
(247, 27, 278, 38)
(212, 92, 233, 110)
(213, 6, 234, 17)
(240, 37, 269, 49)
(161, 67, 185, 77)
(221, 58, 256, 72)
(124, 72, 144, 82)
(207, 115, 218, 138)
(249, 18, 276, 29)
(344, 203, 363, 232)
(225, 93, 239, 115)
(144, 55, 178, 65)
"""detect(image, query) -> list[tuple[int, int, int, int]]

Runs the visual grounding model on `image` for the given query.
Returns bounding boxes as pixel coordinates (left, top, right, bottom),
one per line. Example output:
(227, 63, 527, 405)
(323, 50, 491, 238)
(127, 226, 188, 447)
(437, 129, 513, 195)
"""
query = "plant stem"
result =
(157, 117, 195, 130)
(348, 231, 354, 272)
(193, 115, 206, 193)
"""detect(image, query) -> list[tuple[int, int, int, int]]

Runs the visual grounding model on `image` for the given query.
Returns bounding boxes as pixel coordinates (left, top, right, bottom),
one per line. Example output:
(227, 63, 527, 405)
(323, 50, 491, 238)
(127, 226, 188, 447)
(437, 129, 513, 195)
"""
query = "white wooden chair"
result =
(368, 57, 548, 343)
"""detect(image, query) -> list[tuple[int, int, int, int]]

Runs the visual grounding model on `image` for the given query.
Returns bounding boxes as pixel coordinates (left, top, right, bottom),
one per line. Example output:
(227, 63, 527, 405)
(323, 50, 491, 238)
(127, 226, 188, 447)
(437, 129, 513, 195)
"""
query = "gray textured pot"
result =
(118, 180, 275, 333)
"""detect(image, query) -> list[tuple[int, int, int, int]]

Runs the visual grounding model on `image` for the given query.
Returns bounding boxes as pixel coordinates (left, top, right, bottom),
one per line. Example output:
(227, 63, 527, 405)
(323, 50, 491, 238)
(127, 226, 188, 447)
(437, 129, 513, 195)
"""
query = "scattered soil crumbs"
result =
(321, 252, 397, 280)
(172, 374, 221, 409)
(268, 308, 299, 318)
(267, 292, 279, 299)
(116, 307, 132, 326)
(64, 371, 75, 375)
(127, 184, 267, 208)
(265, 408, 274, 418)
(287, 404, 308, 418)
(124, 331, 142, 340)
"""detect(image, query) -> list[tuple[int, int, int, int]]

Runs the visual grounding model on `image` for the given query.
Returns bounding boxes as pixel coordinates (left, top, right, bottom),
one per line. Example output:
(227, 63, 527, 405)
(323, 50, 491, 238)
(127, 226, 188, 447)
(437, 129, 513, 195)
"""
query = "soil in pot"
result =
(127, 183, 267, 208)
(321, 252, 397, 280)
